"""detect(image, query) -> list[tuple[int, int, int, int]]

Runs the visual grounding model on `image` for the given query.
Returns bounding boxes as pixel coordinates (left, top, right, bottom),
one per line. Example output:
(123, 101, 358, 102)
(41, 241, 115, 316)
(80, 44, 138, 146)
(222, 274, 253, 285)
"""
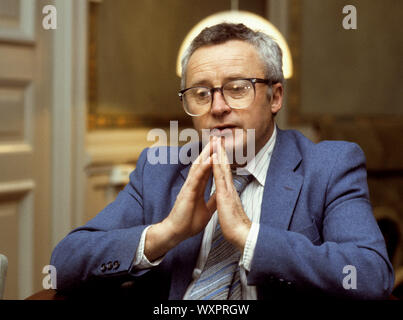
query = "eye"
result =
(195, 88, 210, 98)
(185, 87, 211, 105)
(225, 80, 251, 97)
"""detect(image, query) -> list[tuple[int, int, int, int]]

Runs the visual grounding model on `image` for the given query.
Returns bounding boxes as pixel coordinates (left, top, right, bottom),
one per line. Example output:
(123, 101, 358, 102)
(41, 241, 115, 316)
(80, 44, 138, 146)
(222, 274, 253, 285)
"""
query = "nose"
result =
(210, 89, 231, 117)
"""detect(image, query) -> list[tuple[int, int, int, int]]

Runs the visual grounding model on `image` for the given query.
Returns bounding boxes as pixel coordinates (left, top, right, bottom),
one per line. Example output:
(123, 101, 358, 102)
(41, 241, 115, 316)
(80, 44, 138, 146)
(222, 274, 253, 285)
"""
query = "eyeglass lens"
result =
(182, 79, 255, 116)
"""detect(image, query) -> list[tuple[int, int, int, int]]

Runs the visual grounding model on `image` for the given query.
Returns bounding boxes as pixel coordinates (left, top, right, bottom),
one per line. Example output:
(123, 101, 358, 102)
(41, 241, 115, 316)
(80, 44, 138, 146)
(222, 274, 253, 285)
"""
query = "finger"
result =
(212, 152, 228, 193)
(193, 137, 214, 165)
(191, 137, 220, 190)
(213, 138, 230, 188)
(196, 156, 213, 197)
(206, 192, 217, 215)
(186, 139, 214, 186)
(186, 155, 212, 193)
(216, 137, 226, 166)
(219, 138, 234, 189)
(220, 137, 230, 165)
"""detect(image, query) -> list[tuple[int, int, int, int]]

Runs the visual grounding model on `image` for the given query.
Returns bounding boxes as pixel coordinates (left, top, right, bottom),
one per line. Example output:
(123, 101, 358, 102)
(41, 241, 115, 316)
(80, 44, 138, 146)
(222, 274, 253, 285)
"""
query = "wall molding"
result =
(86, 129, 153, 167)
(51, 0, 88, 244)
(51, 0, 73, 246)
(0, 179, 35, 196)
(0, 179, 35, 298)
(0, 0, 35, 44)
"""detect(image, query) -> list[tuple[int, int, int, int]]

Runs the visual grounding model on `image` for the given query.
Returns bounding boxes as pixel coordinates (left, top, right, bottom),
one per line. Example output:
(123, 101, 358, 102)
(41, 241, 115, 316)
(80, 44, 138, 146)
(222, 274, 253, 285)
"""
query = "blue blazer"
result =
(51, 128, 394, 299)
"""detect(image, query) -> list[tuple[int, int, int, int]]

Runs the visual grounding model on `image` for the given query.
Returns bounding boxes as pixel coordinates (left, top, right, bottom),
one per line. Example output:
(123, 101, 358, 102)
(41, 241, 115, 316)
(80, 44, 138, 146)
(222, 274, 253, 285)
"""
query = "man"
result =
(51, 23, 394, 299)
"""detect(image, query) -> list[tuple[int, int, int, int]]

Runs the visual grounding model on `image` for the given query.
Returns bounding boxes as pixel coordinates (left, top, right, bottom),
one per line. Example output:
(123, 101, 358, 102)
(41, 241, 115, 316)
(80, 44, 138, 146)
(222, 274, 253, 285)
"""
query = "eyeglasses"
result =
(178, 78, 273, 117)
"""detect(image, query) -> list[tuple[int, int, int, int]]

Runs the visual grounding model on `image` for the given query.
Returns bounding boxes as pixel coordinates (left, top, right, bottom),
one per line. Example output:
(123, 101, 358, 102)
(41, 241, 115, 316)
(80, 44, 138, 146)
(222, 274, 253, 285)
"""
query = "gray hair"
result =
(180, 23, 284, 95)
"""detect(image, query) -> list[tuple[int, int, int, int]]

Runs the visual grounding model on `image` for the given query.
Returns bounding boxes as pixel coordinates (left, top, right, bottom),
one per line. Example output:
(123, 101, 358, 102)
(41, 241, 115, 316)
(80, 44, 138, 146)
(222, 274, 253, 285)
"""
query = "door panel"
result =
(0, 0, 51, 299)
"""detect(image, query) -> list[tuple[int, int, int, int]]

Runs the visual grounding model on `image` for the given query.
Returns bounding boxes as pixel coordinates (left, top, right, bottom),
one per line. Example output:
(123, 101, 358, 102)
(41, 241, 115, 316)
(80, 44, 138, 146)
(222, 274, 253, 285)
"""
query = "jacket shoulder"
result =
(279, 129, 365, 162)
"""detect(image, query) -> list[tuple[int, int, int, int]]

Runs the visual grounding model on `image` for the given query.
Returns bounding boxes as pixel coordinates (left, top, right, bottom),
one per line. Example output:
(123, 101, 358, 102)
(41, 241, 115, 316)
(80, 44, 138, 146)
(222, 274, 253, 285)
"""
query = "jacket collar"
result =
(259, 127, 303, 230)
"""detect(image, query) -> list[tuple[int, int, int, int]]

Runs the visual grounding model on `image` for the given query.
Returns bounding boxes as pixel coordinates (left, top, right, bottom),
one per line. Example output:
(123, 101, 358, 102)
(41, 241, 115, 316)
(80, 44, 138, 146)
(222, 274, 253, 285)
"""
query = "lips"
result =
(210, 124, 237, 136)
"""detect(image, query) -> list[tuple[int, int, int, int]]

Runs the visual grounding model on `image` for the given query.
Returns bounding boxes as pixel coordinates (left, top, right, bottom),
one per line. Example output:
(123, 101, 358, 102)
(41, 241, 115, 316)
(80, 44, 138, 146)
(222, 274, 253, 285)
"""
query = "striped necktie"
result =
(189, 173, 254, 300)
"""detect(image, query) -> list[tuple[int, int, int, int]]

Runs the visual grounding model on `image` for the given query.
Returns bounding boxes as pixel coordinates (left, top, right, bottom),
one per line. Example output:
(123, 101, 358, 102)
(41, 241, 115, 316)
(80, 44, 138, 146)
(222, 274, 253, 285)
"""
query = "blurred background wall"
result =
(0, 0, 401, 299)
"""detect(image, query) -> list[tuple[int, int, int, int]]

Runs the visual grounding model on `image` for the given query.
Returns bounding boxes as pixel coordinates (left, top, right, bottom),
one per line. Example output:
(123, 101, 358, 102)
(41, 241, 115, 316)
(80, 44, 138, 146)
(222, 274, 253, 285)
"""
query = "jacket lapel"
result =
(259, 128, 303, 230)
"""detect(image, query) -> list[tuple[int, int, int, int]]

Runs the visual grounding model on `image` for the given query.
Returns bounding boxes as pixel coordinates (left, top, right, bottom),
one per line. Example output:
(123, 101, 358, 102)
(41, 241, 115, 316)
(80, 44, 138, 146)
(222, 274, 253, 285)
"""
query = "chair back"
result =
(0, 254, 8, 299)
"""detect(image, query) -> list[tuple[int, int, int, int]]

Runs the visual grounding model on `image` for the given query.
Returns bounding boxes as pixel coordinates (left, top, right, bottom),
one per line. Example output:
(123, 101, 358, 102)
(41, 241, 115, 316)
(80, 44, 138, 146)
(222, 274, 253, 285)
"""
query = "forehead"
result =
(186, 40, 264, 85)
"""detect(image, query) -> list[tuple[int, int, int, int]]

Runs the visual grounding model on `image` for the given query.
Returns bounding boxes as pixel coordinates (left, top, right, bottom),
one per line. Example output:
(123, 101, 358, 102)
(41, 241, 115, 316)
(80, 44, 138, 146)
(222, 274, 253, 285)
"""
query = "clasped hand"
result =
(145, 137, 252, 261)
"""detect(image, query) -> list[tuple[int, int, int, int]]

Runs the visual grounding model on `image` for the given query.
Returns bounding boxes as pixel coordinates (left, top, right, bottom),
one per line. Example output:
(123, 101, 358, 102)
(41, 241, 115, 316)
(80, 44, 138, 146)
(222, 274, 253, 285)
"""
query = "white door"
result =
(0, 0, 52, 299)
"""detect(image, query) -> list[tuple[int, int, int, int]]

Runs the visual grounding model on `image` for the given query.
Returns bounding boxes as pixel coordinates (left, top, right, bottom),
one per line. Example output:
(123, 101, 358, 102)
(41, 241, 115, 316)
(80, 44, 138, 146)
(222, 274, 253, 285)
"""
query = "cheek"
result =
(244, 110, 272, 147)
(245, 93, 272, 127)
(244, 107, 272, 131)
(191, 117, 209, 142)
(191, 117, 204, 132)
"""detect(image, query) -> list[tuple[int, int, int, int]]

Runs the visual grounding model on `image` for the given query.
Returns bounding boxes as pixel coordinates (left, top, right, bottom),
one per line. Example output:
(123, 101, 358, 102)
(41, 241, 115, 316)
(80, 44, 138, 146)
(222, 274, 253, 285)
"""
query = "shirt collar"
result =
(235, 125, 277, 187)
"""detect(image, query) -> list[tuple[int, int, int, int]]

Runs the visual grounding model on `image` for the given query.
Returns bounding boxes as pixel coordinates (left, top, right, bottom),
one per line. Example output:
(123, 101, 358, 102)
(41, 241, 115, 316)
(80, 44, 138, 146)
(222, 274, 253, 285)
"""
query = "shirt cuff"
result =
(132, 225, 165, 270)
(240, 222, 260, 272)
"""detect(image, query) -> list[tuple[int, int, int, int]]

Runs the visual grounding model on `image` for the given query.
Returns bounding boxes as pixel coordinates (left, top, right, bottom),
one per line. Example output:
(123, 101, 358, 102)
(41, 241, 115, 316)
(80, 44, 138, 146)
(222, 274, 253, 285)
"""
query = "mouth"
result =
(210, 124, 238, 136)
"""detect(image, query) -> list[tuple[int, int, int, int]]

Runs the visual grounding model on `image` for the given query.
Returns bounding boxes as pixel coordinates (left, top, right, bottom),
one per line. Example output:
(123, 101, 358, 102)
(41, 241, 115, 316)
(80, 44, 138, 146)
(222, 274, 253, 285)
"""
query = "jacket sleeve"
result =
(247, 143, 395, 299)
(50, 149, 151, 292)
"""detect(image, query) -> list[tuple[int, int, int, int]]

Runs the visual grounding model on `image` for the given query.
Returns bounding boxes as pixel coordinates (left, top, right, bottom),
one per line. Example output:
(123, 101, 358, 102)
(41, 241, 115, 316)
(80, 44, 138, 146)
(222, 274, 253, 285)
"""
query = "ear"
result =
(270, 83, 283, 114)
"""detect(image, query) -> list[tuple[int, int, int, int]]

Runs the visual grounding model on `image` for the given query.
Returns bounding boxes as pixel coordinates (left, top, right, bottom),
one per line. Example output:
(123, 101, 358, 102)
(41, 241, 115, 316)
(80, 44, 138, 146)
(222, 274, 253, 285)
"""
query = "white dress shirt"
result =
(133, 126, 277, 299)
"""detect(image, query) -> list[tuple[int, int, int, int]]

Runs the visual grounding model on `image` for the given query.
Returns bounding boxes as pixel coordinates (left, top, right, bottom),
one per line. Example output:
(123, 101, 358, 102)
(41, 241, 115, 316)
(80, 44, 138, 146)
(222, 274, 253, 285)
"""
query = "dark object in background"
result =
(377, 217, 402, 300)
(378, 218, 401, 264)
